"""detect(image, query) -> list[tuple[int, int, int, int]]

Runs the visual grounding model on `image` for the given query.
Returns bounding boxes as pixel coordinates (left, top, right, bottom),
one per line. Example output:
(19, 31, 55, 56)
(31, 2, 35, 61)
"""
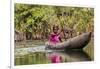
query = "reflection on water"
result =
(48, 50, 91, 63)
(15, 52, 50, 65)
(15, 50, 92, 65)
(15, 40, 94, 65)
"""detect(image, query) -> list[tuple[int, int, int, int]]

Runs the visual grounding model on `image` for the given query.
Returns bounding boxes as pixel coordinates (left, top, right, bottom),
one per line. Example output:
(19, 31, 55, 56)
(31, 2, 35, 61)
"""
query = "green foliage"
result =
(15, 3, 94, 39)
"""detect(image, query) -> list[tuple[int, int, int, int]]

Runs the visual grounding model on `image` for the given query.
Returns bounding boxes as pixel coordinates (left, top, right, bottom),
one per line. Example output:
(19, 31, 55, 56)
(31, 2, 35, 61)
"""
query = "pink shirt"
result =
(49, 33, 60, 44)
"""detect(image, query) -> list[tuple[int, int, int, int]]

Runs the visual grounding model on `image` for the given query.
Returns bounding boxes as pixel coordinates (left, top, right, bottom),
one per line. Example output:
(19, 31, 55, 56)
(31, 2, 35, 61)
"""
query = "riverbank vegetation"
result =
(15, 3, 94, 41)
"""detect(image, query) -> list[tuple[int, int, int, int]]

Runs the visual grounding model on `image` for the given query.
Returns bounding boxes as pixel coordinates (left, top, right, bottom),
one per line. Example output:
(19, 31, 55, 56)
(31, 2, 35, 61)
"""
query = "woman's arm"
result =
(57, 29, 63, 35)
(59, 36, 62, 42)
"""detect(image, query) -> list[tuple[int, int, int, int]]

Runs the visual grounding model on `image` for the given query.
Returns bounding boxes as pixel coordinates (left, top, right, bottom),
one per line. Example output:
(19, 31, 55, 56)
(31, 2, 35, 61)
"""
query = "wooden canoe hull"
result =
(45, 32, 91, 50)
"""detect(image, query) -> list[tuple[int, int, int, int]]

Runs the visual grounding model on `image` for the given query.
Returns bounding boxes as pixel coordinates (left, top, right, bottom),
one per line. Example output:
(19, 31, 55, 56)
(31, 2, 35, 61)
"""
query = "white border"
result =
(0, 0, 10, 69)
(11, 0, 14, 68)
(11, 0, 95, 69)
(14, 0, 95, 8)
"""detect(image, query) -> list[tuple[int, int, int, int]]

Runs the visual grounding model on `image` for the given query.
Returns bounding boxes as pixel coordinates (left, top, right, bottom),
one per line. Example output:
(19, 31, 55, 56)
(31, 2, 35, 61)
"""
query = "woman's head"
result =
(53, 25, 59, 34)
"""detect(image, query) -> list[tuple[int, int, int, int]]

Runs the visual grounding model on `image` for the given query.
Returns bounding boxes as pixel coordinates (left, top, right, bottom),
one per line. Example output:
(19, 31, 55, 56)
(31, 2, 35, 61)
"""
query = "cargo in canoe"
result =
(45, 32, 91, 50)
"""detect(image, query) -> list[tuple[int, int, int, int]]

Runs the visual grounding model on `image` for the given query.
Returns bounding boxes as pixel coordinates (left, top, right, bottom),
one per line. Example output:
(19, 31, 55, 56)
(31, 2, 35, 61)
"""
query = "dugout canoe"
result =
(45, 32, 92, 50)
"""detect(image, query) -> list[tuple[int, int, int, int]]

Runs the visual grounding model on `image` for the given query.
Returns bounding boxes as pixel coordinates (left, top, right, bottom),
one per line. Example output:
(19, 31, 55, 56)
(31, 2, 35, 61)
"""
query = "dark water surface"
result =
(15, 40, 94, 65)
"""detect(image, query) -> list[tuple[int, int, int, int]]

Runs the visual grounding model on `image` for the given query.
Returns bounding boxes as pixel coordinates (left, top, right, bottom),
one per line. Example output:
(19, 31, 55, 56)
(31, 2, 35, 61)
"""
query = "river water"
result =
(14, 39, 94, 65)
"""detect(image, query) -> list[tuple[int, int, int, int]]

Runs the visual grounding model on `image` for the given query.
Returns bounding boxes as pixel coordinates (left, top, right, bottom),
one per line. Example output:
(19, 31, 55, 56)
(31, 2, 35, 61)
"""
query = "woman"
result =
(45, 25, 63, 48)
